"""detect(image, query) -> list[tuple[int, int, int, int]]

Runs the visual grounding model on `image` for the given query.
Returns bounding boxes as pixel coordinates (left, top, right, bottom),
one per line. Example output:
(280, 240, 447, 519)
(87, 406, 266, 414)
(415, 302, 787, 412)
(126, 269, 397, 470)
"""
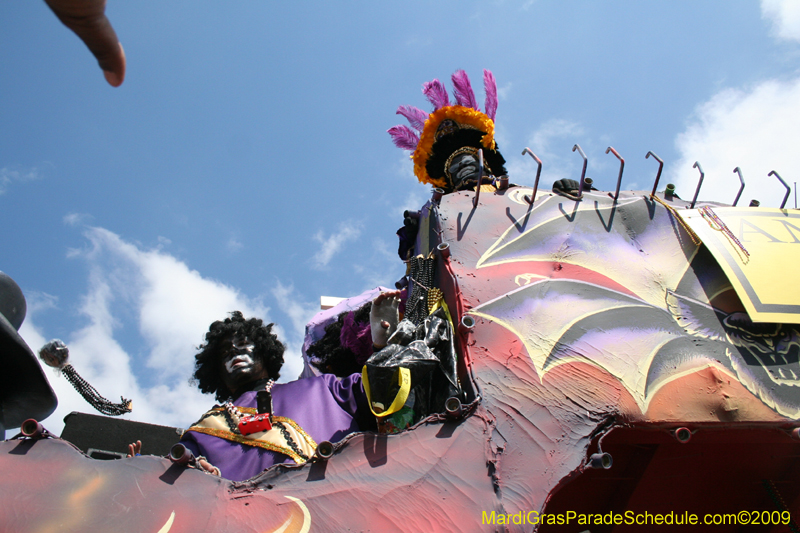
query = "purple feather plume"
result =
(484, 69, 498, 121)
(422, 79, 451, 110)
(396, 105, 428, 132)
(340, 311, 373, 366)
(388, 125, 420, 151)
(451, 70, 478, 110)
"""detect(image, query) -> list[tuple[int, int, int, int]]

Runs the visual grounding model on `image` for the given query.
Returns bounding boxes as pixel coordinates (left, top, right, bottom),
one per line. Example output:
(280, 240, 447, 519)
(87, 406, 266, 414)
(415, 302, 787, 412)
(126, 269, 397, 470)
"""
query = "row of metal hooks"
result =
(506, 144, 792, 209)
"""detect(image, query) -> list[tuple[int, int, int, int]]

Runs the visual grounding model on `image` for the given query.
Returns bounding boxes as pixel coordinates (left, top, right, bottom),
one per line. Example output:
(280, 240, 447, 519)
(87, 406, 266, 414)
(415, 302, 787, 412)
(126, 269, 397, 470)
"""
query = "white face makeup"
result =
(231, 338, 255, 353)
(224, 352, 255, 374)
(219, 334, 269, 396)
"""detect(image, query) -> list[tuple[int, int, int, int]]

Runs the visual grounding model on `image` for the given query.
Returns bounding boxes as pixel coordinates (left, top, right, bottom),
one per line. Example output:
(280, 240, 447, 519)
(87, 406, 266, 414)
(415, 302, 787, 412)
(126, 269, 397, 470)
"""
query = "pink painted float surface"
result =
(2, 185, 800, 532)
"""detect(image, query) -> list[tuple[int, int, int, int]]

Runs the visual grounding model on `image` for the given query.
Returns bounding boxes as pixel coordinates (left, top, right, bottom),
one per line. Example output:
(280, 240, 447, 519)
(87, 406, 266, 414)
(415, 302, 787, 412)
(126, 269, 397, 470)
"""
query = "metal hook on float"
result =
(586, 430, 613, 470)
(473, 150, 484, 208)
(572, 144, 588, 198)
(521, 148, 542, 205)
(605, 146, 624, 201)
(732, 167, 746, 207)
(588, 452, 613, 469)
(768, 170, 791, 209)
(646, 151, 664, 197)
(691, 161, 705, 208)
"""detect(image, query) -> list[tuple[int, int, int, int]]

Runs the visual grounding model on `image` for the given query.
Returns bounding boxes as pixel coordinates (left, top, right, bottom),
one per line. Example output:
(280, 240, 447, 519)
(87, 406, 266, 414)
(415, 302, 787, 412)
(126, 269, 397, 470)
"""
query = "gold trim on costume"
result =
(186, 411, 317, 464)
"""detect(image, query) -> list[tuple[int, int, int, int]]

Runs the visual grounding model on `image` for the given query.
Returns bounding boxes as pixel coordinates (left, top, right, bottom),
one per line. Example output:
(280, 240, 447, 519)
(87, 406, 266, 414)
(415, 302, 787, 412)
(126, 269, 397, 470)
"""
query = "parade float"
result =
(1, 70, 799, 532)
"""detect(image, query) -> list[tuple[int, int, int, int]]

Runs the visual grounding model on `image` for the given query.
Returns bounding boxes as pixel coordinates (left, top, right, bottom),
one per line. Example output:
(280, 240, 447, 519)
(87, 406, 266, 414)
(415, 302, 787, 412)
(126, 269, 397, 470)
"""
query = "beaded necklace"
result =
(223, 379, 309, 462)
(650, 194, 702, 246)
(699, 206, 750, 261)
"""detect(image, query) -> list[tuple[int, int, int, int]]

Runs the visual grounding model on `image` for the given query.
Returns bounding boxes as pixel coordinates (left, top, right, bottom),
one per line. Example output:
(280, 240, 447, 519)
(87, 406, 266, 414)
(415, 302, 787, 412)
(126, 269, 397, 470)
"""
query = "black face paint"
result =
(448, 152, 481, 189)
(219, 334, 269, 396)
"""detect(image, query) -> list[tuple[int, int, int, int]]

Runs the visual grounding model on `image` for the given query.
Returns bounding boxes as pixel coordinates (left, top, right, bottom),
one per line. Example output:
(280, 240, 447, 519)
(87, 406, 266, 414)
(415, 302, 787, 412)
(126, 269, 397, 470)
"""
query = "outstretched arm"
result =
(44, 0, 126, 86)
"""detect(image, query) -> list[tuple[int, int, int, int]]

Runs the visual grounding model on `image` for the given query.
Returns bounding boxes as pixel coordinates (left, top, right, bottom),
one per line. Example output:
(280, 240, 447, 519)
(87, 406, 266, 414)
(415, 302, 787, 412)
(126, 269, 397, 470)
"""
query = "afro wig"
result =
(306, 303, 372, 377)
(191, 311, 284, 402)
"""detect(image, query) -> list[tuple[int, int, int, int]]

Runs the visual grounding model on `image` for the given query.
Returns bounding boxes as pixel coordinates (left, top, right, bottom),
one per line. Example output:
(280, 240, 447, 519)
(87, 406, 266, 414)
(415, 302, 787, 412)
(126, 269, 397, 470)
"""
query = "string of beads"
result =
(699, 206, 750, 259)
(62, 364, 132, 416)
(222, 379, 309, 462)
(405, 255, 436, 326)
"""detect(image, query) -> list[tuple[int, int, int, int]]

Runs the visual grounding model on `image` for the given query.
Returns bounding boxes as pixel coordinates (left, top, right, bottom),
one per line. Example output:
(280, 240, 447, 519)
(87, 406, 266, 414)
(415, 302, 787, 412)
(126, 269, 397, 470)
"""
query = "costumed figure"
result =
(389, 69, 509, 260)
(299, 286, 391, 379)
(388, 69, 508, 194)
(306, 301, 373, 378)
(180, 297, 401, 481)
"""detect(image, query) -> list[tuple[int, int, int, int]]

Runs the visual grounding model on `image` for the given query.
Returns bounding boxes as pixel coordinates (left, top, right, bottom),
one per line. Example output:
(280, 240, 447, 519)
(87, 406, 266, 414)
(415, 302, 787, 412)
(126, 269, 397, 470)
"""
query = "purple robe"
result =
(181, 373, 368, 481)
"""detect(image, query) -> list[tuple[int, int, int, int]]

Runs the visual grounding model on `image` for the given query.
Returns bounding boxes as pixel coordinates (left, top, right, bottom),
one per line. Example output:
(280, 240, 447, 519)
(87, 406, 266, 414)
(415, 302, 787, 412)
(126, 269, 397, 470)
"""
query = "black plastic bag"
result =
(363, 308, 460, 433)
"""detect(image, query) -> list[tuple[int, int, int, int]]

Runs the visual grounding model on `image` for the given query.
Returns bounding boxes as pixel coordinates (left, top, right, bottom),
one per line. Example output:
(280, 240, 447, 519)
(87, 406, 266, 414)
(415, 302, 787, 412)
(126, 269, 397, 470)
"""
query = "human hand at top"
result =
(370, 290, 401, 349)
(44, 0, 126, 86)
(126, 440, 141, 457)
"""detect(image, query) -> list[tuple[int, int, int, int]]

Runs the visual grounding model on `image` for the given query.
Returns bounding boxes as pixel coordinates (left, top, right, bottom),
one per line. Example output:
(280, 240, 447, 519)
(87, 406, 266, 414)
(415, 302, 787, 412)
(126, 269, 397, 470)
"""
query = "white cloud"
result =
(226, 236, 243, 253)
(24, 291, 59, 315)
(271, 281, 319, 380)
(271, 281, 317, 341)
(395, 185, 430, 219)
(311, 221, 363, 269)
(352, 237, 400, 292)
(63, 212, 92, 227)
(18, 226, 276, 435)
(528, 119, 585, 159)
(669, 77, 800, 208)
(666, 2, 800, 208)
(762, 0, 800, 42)
(507, 119, 587, 186)
(497, 82, 513, 101)
(0, 166, 41, 195)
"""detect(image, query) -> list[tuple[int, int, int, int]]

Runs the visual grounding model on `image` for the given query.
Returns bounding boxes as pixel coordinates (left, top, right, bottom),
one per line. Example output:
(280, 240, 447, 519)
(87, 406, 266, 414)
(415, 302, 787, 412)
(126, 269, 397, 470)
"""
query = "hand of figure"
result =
(44, 0, 126, 86)
(552, 178, 581, 193)
(370, 290, 401, 349)
(126, 440, 142, 457)
(197, 458, 221, 476)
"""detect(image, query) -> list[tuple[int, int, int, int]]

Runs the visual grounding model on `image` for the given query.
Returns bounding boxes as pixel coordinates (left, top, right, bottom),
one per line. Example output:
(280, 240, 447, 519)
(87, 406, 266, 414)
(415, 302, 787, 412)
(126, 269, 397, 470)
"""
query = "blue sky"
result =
(2, 1, 799, 434)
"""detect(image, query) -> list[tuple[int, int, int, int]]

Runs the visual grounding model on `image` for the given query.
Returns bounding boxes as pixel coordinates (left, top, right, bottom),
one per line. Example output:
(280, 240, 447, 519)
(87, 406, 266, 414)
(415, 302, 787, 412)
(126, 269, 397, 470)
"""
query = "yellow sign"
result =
(681, 207, 800, 323)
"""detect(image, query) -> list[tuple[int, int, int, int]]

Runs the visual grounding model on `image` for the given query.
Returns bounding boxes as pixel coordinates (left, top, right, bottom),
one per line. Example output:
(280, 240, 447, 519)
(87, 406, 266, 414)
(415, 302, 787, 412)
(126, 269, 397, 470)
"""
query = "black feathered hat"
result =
(388, 69, 507, 192)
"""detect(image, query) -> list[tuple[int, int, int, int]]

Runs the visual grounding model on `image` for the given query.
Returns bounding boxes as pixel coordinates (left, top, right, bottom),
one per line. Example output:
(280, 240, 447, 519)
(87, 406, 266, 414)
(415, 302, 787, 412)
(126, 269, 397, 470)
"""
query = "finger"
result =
(379, 290, 401, 301)
(381, 320, 390, 329)
(44, 0, 126, 86)
(198, 459, 219, 475)
(102, 43, 125, 87)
